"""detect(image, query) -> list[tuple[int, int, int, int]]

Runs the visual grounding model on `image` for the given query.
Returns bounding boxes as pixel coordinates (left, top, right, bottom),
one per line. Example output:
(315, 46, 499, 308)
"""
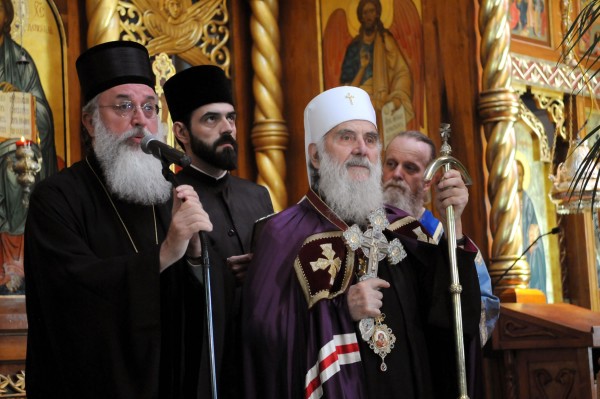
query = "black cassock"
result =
(24, 154, 197, 399)
(359, 233, 482, 399)
(175, 166, 274, 398)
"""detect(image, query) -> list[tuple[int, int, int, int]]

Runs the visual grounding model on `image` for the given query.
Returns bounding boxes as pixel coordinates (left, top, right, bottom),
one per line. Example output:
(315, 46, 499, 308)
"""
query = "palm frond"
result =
(569, 131, 600, 212)
(557, 0, 600, 211)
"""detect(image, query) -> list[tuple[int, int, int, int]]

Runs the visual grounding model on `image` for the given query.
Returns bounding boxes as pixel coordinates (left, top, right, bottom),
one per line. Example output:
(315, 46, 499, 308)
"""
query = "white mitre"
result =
(303, 86, 377, 186)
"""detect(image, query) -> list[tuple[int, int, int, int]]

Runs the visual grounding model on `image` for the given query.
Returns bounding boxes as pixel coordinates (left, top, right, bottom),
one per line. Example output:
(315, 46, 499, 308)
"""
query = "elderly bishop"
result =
(242, 86, 483, 399)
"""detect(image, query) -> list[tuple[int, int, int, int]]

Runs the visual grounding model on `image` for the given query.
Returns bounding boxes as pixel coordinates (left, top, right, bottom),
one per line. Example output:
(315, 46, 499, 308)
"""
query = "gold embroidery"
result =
(310, 244, 342, 285)
(293, 231, 355, 309)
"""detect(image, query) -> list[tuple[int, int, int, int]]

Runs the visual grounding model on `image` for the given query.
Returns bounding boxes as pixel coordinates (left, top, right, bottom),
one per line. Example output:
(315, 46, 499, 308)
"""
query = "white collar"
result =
(190, 164, 227, 180)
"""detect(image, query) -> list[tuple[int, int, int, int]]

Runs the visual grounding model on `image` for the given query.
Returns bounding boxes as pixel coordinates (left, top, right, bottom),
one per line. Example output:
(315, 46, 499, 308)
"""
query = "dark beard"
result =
(190, 133, 238, 170)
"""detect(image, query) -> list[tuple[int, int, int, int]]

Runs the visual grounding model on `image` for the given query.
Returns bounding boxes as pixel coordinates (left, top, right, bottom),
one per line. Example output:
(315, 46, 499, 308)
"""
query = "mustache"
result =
(345, 156, 372, 169)
(119, 127, 151, 143)
(382, 179, 409, 190)
(214, 133, 237, 149)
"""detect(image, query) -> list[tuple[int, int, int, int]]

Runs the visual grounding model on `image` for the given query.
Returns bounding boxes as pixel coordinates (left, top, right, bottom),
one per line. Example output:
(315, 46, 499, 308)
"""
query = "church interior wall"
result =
(1, 0, 599, 397)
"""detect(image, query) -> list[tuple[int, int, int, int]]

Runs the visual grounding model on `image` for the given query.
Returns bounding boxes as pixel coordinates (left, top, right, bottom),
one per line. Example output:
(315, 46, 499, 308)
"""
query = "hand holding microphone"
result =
(141, 135, 192, 167)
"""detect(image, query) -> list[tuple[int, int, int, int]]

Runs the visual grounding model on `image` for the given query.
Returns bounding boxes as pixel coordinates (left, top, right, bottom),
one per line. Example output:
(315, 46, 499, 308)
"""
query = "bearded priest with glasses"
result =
(24, 41, 212, 399)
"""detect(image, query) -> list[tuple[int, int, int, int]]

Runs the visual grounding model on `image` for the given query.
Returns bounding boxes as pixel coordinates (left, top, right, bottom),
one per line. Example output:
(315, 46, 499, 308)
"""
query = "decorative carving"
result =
(85, 0, 120, 46)
(130, 0, 230, 73)
(478, 0, 524, 292)
(531, 91, 567, 141)
(249, 0, 289, 211)
(151, 52, 176, 126)
(511, 53, 600, 98)
(87, 0, 230, 74)
(532, 368, 576, 397)
(518, 98, 552, 163)
(0, 371, 25, 397)
(118, 2, 149, 44)
(558, 215, 569, 301)
(502, 320, 558, 339)
(505, 350, 518, 399)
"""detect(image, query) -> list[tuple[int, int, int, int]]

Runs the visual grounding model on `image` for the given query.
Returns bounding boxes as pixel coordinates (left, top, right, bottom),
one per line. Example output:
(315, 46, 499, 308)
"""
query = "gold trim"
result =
(531, 91, 566, 141)
(85, 0, 120, 46)
(0, 371, 26, 397)
(293, 231, 355, 309)
(249, 0, 289, 211)
(511, 53, 600, 98)
(388, 215, 417, 231)
(517, 97, 552, 163)
(478, 0, 525, 292)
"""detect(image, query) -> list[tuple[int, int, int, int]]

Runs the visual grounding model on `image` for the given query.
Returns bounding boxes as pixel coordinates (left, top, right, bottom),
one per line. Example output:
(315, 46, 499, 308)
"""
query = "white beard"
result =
(316, 142, 383, 227)
(92, 113, 172, 205)
(382, 179, 424, 218)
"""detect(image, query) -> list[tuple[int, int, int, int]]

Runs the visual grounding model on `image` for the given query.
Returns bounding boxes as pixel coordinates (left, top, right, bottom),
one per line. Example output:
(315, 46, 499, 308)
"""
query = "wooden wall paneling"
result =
(561, 212, 600, 310)
(0, 297, 27, 376)
(491, 303, 600, 398)
(65, 0, 84, 165)
(279, 1, 320, 204)
(229, 0, 255, 181)
(422, 0, 489, 261)
(48, 0, 83, 166)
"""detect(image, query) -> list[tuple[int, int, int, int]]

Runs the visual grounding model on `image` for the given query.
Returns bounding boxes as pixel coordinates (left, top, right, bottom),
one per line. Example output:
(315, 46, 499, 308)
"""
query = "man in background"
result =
(163, 64, 273, 398)
(382, 130, 499, 344)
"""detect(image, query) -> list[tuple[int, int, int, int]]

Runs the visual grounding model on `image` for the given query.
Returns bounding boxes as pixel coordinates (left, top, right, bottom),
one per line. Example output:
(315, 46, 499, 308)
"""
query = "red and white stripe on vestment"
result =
(304, 333, 362, 399)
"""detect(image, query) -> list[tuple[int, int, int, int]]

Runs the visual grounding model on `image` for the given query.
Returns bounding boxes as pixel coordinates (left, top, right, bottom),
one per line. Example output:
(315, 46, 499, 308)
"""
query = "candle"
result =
(16, 136, 31, 147)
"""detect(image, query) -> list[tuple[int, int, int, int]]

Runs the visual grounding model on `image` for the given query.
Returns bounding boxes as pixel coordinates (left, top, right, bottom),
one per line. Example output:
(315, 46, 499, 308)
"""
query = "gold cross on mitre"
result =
(345, 92, 355, 105)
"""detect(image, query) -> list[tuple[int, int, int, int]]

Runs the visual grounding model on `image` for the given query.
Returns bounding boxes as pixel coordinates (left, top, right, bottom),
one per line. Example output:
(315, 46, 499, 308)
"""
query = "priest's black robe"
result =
(175, 166, 274, 398)
(24, 154, 196, 399)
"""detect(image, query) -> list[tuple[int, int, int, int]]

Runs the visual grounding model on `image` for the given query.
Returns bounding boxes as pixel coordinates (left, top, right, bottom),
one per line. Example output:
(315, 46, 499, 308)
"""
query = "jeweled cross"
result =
(343, 208, 406, 341)
(343, 209, 406, 277)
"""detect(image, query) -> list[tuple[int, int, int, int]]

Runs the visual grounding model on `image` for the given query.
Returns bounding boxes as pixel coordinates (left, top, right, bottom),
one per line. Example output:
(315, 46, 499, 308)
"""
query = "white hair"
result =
(315, 139, 383, 227)
(92, 111, 172, 205)
(382, 179, 423, 218)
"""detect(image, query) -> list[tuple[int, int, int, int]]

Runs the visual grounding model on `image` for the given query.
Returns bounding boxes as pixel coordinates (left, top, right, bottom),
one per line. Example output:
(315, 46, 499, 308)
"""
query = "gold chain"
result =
(86, 157, 158, 253)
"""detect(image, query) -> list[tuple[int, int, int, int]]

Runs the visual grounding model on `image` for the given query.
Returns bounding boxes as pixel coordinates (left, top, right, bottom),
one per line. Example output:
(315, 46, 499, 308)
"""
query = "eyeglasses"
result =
(98, 102, 160, 119)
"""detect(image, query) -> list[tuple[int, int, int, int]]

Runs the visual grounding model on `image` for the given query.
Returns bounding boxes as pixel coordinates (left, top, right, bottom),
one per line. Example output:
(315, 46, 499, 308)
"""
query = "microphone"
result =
(492, 226, 560, 288)
(141, 135, 192, 167)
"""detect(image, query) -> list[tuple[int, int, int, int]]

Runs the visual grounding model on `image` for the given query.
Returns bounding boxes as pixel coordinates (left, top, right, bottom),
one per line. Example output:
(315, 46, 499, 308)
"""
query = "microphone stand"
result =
(492, 227, 559, 288)
(161, 162, 219, 399)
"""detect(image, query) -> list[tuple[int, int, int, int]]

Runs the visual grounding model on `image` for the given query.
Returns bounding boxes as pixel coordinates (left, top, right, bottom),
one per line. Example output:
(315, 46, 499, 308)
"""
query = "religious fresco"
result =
(577, 0, 600, 58)
(319, 0, 424, 147)
(0, 0, 68, 295)
(515, 115, 555, 300)
(509, 0, 550, 45)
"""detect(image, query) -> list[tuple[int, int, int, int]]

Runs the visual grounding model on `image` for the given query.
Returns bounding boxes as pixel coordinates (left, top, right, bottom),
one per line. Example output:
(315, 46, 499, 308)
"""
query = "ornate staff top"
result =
(424, 123, 472, 185)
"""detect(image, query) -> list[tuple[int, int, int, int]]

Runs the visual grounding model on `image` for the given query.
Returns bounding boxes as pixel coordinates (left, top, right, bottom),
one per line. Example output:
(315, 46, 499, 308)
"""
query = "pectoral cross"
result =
(343, 208, 406, 341)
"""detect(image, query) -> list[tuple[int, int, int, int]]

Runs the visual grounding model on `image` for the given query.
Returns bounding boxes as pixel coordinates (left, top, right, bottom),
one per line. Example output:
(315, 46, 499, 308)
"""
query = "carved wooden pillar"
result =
(478, 0, 524, 294)
(248, 0, 289, 211)
(85, 0, 119, 46)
